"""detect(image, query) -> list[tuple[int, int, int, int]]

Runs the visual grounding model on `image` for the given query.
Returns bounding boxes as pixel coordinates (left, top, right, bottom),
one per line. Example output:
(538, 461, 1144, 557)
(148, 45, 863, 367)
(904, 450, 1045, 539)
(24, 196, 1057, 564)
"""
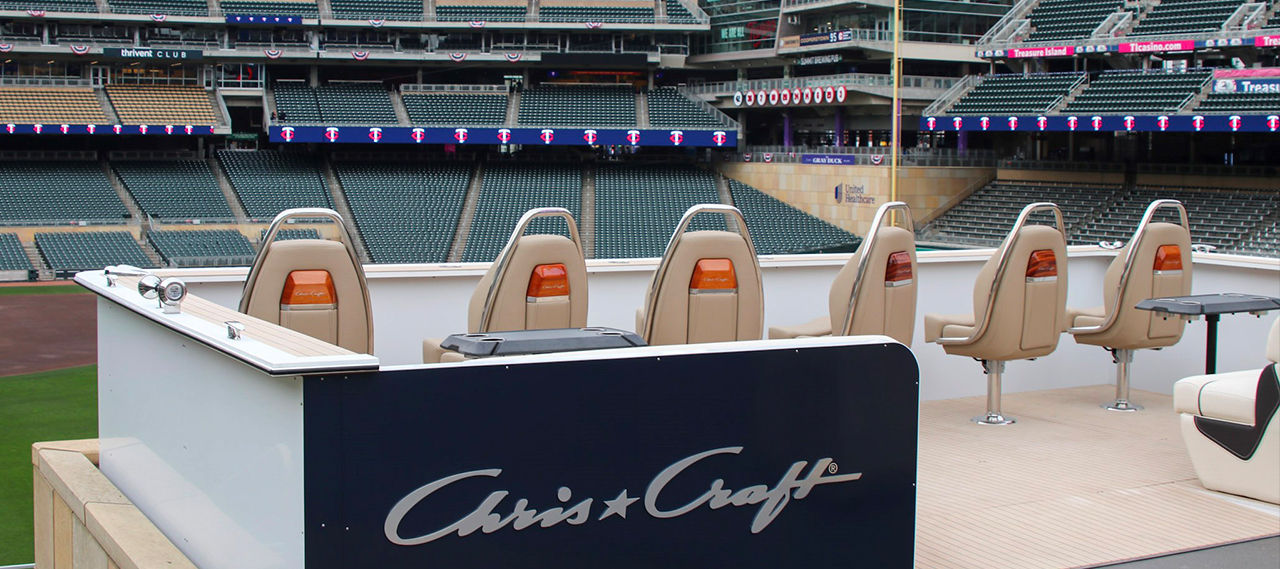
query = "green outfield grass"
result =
(0, 283, 86, 296)
(0, 366, 97, 563)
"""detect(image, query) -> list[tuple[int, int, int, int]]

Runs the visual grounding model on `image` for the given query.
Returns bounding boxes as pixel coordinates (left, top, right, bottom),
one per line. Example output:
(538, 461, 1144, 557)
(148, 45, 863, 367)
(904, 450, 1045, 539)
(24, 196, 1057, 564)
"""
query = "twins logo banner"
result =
(303, 340, 918, 568)
(921, 114, 1280, 133)
(268, 126, 738, 147)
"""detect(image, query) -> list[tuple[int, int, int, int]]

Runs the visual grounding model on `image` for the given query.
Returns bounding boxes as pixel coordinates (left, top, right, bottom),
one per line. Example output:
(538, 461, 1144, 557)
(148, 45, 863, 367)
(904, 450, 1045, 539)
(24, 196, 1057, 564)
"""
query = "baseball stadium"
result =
(0, 0, 1278, 568)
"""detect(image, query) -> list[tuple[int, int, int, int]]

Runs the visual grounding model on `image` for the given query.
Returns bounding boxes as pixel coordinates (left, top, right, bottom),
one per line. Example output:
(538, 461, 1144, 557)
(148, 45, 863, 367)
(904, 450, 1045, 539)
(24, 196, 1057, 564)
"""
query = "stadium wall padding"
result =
(717, 163, 994, 236)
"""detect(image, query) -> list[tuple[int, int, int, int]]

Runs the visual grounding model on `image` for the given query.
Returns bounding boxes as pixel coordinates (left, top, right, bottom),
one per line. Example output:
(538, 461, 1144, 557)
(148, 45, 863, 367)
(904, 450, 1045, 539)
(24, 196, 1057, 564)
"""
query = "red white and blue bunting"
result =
(449, 52, 467, 62)
(351, 51, 370, 61)
(584, 22, 603, 29)
(504, 53, 522, 62)
(69, 45, 90, 55)
(0, 44, 12, 53)
(26, 9, 45, 17)
(368, 19, 385, 27)
(469, 21, 486, 28)
(150, 14, 168, 22)
(264, 49, 282, 59)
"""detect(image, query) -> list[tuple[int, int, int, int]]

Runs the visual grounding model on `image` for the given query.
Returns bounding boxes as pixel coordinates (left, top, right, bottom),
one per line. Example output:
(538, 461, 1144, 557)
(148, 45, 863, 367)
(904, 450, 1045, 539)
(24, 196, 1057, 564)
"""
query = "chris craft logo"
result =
(540, 129, 555, 144)
(324, 126, 340, 141)
(583, 129, 598, 144)
(834, 183, 875, 205)
(383, 446, 861, 546)
(411, 128, 426, 143)
(497, 128, 512, 144)
(280, 126, 296, 141)
(453, 128, 468, 143)
(369, 127, 384, 142)
(626, 129, 641, 145)
(712, 131, 727, 146)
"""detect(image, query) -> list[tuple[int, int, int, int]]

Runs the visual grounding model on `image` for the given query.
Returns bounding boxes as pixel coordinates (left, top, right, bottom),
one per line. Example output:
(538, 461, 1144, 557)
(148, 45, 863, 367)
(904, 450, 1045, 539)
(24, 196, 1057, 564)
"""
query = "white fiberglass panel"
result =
(97, 299, 304, 569)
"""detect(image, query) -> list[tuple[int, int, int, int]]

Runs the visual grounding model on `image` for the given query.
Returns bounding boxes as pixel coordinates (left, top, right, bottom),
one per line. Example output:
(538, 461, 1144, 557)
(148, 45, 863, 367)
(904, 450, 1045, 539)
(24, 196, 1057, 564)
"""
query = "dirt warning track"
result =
(0, 293, 96, 376)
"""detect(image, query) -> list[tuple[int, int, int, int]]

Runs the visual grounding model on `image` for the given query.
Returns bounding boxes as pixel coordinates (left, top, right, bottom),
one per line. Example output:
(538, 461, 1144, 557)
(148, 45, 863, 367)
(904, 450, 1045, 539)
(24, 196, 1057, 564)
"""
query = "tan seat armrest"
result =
(423, 338, 447, 364)
(768, 316, 832, 339)
(1066, 306, 1106, 330)
(635, 307, 645, 335)
(924, 313, 973, 343)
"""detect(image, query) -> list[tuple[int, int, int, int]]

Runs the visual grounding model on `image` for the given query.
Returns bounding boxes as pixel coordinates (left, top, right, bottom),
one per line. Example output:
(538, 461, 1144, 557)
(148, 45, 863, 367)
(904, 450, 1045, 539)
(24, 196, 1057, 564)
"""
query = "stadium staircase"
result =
(505, 90, 522, 125)
(100, 161, 146, 231)
(204, 0, 218, 13)
(635, 91, 649, 127)
(580, 163, 596, 258)
(390, 90, 411, 126)
(95, 89, 121, 124)
(447, 162, 484, 263)
(141, 237, 164, 268)
(321, 160, 372, 263)
(21, 242, 52, 281)
(95, 0, 109, 11)
(208, 157, 251, 225)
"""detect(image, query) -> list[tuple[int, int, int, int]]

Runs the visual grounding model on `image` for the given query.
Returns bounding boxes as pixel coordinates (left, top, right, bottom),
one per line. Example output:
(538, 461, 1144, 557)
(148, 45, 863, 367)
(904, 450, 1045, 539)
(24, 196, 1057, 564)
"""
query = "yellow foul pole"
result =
(891, 0, 901, 204)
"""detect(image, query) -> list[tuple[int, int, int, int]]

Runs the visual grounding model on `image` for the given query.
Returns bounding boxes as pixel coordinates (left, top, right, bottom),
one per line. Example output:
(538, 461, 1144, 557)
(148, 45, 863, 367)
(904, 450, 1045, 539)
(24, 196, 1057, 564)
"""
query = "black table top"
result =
(1135, 293, 1280, 316)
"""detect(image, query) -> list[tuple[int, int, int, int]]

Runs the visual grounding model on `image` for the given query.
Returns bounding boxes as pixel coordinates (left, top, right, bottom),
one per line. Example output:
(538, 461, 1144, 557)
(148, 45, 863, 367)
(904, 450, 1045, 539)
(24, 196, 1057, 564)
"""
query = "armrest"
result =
(924, 313, 974, 343)
(768, 316, 832, 339)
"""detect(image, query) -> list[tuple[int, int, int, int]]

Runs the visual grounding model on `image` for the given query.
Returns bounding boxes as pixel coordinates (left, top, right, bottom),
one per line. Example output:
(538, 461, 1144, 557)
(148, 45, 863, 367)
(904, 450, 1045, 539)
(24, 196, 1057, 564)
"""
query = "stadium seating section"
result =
(216, 150, 333, 221)
(665, 0, 696, 24)
(1063, 69, 1212, 114)
(646, 87, 725, 127)
(728, 180, 859, 254)
(1196, 92, 1280, 113)
(220, 0, 320, 18)
(329, 0, 422, 19)
(334, 160, 472, 263)
(108, 0, 207, 16)
(113, 160, 234, 221)
(594, 163, 724, 259)
(461, 162, 582, 262)
(266, 227, 324, 240)
(273, 83, 398, 124)
(923, 180, 1280, 255)
(1026, 0, 1126, 42)
(518, 84, 636, 127)
(947, 73, 1085, 115)
(435, 2, 527, 22)
(540, 1, 654, 24)
(0, 161, 129, 225)
(403, 92, 509, 125)
(0, 233, 33, 272)
(0, 0, 96, 11)
(0, 87, 110, 125)
(147, 229, 254, 267)
(35, 231, 155, 274)
(105, 85, 219, 125)
(1129, 0, 1241, 37)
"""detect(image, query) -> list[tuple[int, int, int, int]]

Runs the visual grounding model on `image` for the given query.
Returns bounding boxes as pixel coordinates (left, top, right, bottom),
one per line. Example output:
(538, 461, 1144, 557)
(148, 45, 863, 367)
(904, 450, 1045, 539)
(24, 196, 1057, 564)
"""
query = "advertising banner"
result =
(270, 126, 738, 147)
(303, 341, 919, 568)
(101, 48, 203, 60)
(921, 114, 1280, 133)
(801, 154, 857, 165)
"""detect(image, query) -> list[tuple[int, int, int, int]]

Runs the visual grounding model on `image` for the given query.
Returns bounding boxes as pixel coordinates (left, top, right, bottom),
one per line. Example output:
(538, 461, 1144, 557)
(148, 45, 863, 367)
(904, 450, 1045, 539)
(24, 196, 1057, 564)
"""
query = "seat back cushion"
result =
(962, 224, 1068, 361)
(242, 239, 371, 354)
(645, 230, 763, 346)
(467, 234, 588, 333)
(1080, 221, 1193, 349)
(830, 225, 916, 344)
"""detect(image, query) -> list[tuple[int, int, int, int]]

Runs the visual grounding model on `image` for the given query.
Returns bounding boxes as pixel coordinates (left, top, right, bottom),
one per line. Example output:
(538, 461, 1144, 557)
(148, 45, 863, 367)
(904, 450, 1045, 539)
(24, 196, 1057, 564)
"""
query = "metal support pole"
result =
(1205, 314, 1219, 374)
(1104, 348, 1142, 411)
(974, 360, 1014, 425)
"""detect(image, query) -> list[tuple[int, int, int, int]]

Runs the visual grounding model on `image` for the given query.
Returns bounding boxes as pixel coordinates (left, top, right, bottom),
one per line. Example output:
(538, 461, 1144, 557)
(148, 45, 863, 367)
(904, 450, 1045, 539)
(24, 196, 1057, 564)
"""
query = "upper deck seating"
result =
(517, 84, 636, 127)
(1063, 69, 1212, 114)
(0, 0, 96, 11)
(316, 83, 398, 123)
(113, 160, 234, 221)
(329, 0, 423, 20)
(0, 87, 110, 125)
(665, 0, 696, 23)
(646, 87, 725, 128)
(35, 231, 155, 273)
(1230, 220, 1280, 257)
(0, 161, 129, 225)
(108, 0, 208, 16)
(924, 181, 1122, 247)
(261, 227, 324, 241)
(105, 85, 219, 125)
(461, 162, 582, 262)
(435, 1, 526, 22)
(947, 73, 1084, 115)
(216, 150, 332, 221)
(272, 82, 323, 123)
(0, 233, 33, 272)
(403, 91, 509, 125)
(147, 229, 255, 267)
(220, 0, 320, 17)
(334, 160, 472, 264)
(594, 163, 724, 260)
(1025, 0, 1127, 42)
(1196, 92, 1280, 113)
(540, 1, 654, 23)
(1129, 0, 1241, 37)
(728, 179, 859, 254)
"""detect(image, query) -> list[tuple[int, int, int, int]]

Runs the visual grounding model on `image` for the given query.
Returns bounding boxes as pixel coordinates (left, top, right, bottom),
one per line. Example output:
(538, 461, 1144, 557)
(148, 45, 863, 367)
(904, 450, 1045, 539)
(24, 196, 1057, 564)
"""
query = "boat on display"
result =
(29, 201, 1279, 569)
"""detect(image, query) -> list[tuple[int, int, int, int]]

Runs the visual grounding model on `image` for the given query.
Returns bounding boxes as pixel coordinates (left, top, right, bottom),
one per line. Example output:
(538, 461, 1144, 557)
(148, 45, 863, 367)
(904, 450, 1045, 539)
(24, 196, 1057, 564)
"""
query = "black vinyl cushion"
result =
(1194, 363, 1279, 461)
